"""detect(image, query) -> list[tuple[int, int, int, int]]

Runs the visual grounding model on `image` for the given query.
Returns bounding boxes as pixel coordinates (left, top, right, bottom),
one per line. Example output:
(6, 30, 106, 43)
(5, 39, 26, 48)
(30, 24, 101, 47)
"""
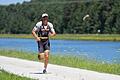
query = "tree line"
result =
(0, 0, 120, 34)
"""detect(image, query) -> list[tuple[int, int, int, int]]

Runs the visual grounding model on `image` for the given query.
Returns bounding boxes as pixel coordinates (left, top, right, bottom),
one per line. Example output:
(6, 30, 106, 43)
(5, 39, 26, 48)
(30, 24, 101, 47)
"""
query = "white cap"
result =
(42, 13, 48, 18)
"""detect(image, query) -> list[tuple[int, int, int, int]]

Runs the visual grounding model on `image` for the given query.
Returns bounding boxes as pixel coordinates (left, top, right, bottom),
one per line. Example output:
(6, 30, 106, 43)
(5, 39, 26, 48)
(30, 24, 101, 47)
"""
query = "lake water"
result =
(0, 38, 120, 63)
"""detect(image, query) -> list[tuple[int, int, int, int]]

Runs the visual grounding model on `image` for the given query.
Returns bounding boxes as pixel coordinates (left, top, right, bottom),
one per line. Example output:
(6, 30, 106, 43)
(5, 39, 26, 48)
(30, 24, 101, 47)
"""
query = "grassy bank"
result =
(0, 34, 120, 41)
(0, 70, 33, 80)
(0, 50, 120, 75)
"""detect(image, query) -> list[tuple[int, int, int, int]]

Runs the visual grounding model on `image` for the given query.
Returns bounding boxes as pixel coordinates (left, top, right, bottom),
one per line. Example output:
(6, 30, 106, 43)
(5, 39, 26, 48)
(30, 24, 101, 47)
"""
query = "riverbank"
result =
(0, 50, 120, 75)
(0, 70, 32, 80)
(0, 34, 120, 41)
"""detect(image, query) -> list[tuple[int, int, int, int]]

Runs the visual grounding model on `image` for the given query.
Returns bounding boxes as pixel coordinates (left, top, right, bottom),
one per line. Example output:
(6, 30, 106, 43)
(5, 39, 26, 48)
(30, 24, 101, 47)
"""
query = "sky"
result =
(0, 0, 31, 5)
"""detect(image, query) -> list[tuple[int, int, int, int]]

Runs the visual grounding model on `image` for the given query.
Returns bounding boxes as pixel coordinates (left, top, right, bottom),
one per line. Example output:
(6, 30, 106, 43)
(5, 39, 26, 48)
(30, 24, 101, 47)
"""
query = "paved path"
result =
(0, 56, 120, 80)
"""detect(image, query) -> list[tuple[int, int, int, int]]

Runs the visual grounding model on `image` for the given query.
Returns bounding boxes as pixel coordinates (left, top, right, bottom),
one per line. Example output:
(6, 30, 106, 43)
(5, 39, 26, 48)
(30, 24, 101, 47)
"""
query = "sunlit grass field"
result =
(0, 34, 120, 41)
(0, 50, 120, 75)
(0, 70, 33, 80)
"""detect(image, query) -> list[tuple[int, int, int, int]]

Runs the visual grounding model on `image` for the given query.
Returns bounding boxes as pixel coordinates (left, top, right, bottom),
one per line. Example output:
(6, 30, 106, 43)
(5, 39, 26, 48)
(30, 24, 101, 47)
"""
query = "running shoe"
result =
(43, 69, 47, 74)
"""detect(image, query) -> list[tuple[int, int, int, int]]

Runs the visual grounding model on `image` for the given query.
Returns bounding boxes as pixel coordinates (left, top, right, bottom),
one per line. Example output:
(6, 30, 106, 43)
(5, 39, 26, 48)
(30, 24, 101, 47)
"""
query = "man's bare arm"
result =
(32, 29, 40, 41)
(49, 32, 56, 37)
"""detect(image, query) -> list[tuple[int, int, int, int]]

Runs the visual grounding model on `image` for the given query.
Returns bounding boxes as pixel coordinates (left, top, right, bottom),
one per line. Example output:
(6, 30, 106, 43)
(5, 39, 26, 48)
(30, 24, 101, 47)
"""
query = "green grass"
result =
(0, 34, 32, 39)
(0, 49, 38, 61)
(0, 70, 33, 80)
(0, 50, 120, 75)
(0, 34, 120, 41)
(53, 34, 120, 41)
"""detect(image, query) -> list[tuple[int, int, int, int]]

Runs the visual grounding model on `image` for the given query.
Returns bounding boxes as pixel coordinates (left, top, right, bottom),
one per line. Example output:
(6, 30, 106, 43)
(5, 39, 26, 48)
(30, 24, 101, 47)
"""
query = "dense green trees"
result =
(0, 0, 120, 34)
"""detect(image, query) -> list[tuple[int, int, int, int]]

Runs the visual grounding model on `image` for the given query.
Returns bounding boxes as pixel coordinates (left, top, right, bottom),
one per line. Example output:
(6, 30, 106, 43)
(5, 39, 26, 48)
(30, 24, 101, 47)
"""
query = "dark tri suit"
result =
(37, 25, 52, 53)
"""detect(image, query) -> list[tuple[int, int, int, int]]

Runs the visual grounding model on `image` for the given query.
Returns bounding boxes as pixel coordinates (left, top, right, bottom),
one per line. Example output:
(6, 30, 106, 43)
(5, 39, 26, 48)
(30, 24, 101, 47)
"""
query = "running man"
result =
(32, 13, 56, 73)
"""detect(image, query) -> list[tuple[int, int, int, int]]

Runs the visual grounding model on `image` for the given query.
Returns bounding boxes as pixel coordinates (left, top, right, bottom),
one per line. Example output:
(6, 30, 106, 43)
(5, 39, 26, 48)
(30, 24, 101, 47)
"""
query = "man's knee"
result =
(44, 50, 49, 59)
(38, 53, 44, 60)
(45, 53, 49, 58)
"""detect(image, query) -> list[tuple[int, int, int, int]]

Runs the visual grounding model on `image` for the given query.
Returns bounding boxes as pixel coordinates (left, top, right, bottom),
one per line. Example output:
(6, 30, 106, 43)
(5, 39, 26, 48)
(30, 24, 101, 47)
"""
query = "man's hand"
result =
(32, 29, 40, 41)
(36, 37, 41, 41)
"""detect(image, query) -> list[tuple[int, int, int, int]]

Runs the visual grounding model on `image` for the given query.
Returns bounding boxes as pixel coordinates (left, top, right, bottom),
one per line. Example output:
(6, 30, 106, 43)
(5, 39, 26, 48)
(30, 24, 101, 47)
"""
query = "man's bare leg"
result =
(43, 50, 49, 73)
(38, 53, 45, 60)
